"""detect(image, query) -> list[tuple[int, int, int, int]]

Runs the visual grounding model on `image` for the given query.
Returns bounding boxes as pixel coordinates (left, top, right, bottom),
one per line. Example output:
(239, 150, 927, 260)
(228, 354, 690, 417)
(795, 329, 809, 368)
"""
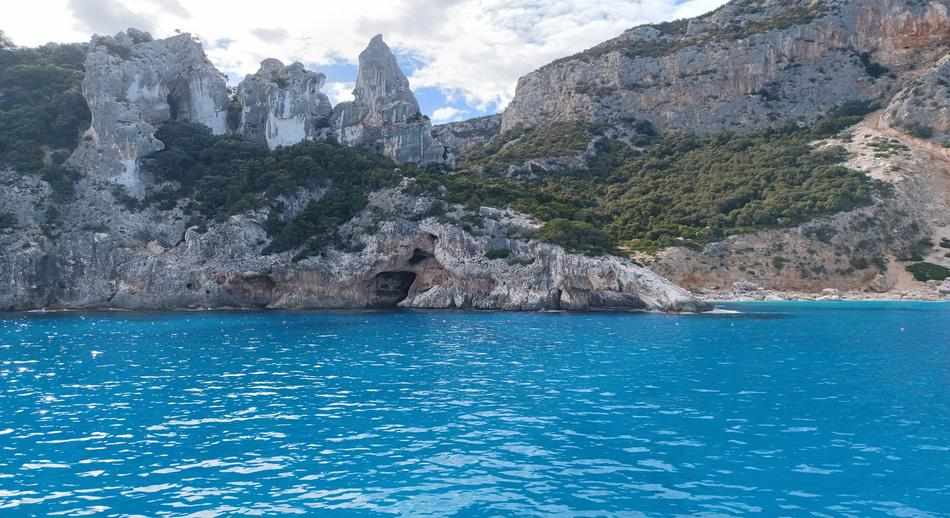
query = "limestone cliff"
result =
(0, 170, 704, 312)
(473, 0, 950, 299)
(236, 59, 333, 149)
(501, 0, 950, 134)
(332, 35, 447, 165)
(0, 30, 704, 313)
(69, 30, 231, 196)
(431, 115, 503, 167)
(882, 53, 950, 143)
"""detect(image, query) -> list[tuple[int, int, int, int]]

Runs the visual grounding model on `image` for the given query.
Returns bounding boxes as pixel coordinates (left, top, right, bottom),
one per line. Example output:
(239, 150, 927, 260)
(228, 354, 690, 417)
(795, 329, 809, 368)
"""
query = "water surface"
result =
(1, 302, 949, 516)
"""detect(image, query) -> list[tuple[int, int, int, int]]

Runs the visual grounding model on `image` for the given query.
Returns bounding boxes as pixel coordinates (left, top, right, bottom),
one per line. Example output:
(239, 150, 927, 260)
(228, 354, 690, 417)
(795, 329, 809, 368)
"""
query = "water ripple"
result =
(0, 304, 948, 516)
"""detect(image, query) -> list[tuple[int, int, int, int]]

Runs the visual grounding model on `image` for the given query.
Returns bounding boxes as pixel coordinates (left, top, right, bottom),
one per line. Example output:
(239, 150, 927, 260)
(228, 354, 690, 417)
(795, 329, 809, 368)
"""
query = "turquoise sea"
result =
(1, 302, 948, 517)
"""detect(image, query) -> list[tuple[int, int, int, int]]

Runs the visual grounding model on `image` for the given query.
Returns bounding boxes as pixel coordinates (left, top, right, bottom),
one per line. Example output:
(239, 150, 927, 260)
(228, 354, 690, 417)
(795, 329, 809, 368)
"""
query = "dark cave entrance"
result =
(167, 93, 182, 120)
(371, 271, 417, 308)
(166, 80, 191, 122)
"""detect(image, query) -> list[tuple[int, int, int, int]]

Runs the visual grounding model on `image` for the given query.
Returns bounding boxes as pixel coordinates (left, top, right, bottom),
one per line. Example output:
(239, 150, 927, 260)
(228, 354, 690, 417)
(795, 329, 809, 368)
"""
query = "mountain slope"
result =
(502, 0, 950, 135)
(458, 0, 950, 299)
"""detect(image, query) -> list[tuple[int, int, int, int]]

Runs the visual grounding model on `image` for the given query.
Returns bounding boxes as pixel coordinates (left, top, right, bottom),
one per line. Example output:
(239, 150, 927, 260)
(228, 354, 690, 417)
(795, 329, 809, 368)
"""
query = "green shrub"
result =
(858, 52, 890, 79)
(905, 122, 934, 140)
(540, 219, 614, 256)
(0, 212, 16, 229)
(485, 248, 512, 260)
(772, 256, 789, 270)
(410, 119, 882, 255)
(906, 262, 950, 282)
(140, 121, 400, 257)
(0, 42, 90, 174)
(463, 122, 592, 172)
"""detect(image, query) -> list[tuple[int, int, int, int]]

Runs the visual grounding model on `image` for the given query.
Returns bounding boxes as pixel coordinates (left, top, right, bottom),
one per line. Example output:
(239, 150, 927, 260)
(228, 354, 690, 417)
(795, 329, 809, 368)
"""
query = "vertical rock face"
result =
(882, 53, 950, 142)
(236, 59, 333, 149)
(333, 35, 447, 164)
(69, 29, 231, 195)
(500, 0, 950, 134)
(431, 115, 503, 165)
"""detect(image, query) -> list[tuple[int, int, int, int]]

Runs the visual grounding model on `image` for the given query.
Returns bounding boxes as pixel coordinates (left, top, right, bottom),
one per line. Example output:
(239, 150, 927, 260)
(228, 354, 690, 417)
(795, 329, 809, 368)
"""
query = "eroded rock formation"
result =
(431, 115, 503, 166)
(0, 171, 705, 312)
(236, 59, 333, 149)
(332, 35, 447, 164)
(69, 30, 231, 195)
(882, 53, 950, 142)
(0, 29, 706, 313)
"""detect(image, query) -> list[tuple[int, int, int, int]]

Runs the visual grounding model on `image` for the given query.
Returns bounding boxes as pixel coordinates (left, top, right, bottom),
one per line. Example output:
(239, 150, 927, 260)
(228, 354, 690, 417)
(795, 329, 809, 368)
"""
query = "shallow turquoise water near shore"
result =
(1, 302, 949, 516)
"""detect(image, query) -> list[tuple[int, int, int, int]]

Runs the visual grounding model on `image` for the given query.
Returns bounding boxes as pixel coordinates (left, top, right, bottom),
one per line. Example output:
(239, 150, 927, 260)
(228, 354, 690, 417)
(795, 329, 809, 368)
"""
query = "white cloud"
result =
(325, 81, 355, 105)
(432, 106, 464, 124)
(2, 0, 728, 113)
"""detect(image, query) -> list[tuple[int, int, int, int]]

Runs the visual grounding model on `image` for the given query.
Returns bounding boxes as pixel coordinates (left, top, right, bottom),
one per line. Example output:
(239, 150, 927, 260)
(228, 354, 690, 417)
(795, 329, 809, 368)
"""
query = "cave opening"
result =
(166, 80, 191, 122)
(371, 271, 417, 308)
(167, 93, 182, 121)
(409, 248, 433, 265)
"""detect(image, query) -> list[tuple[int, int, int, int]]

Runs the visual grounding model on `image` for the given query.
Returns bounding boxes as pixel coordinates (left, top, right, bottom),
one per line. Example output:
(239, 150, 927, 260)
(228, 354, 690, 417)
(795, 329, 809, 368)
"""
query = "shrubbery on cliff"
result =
(140, 121, 399, 257)
(0, 42, 89, 174)
(140, 109, 884, 258)
(412, 118, 885, 254)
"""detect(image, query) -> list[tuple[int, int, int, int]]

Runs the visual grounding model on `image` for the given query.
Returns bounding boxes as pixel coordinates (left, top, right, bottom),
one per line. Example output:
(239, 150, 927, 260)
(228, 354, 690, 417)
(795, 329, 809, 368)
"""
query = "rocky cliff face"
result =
(332, 35, 447, 165)
(431, 115, 503, 166)
(0, 30, 705, 313)
(651, 110, 950, 298)
(501, 0, 950, 134)
(882, 53, 950, 142)
(68, 30, 231, 196)
(69, 29, 449, 188)
(0, 170, 704, 312)
(474, 0, 950, 299)
(236, 59, 333, 149)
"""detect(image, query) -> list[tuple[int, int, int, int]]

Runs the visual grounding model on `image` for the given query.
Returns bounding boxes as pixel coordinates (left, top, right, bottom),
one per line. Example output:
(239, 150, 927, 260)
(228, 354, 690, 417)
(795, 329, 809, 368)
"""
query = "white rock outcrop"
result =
(236, 59, 333, 149)
(332, 35, 447, 164)
(69, 30, 231, 195)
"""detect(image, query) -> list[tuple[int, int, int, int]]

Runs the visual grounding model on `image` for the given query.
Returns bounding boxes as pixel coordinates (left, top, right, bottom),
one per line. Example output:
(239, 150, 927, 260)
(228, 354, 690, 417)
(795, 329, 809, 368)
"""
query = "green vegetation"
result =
(411, 115, 885, 255)
(140, 121, 399, 258)
(814, 100, 879, 137)
(866, 137, 910, 158)
(0, 211, 16, 229)
(0, 41, 90, 174)
(485, 248, 512, 260)
(906, 262, 950, 282)
(462, 122, 592, 172)
(904, 122, 935, 140)
(539, 219, 614, 256)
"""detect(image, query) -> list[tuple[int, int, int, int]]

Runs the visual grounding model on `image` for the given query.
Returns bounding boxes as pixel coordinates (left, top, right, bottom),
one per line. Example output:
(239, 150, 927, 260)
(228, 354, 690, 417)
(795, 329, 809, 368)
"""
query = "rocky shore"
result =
(698, 282, 950, 303)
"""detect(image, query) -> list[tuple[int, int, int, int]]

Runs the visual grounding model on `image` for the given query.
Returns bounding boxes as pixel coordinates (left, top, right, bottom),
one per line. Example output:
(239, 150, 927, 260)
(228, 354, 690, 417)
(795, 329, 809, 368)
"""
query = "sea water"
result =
(0, 302, 948, 516)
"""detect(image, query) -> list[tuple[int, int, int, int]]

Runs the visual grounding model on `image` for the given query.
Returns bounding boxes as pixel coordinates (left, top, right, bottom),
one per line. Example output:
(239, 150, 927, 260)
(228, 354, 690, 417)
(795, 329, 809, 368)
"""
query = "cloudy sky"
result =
(4, 0, 727, 123)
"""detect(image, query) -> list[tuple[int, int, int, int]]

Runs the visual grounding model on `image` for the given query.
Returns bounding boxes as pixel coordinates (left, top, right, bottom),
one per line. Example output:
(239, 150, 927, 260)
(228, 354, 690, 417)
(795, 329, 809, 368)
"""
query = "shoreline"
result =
(698, 289, 949, 304)
(3, 298, 946, 317)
